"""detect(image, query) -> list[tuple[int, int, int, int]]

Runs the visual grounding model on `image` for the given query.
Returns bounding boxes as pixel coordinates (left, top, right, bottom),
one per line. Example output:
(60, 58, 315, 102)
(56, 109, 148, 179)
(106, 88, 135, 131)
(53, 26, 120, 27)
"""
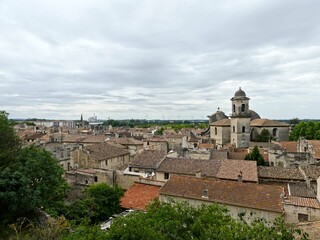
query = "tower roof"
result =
(231, 87, 250, 101)
(234, 87, 246, 97)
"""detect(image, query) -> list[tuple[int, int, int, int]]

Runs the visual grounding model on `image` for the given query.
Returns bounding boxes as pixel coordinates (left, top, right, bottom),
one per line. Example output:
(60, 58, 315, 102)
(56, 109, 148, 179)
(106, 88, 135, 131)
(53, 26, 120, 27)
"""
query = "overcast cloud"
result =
(1, 0, 320, 120)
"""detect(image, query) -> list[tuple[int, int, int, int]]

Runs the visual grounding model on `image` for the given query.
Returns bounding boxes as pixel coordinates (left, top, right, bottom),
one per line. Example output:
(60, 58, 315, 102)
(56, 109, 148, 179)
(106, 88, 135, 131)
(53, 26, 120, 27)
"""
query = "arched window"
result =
(241, 104, 245, 112)
(233, 104, 236, 113)
(215, 127, 217, 135)
(273, 128, 277, 137)
(242, 126, 245, 133)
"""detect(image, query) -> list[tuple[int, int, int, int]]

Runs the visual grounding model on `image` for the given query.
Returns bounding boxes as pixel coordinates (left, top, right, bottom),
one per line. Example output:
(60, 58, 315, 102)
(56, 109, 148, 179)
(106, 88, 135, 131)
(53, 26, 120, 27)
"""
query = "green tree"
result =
(65, 183, 124, 224)
(154, 127, 164, 136)
(0, 111, 21, 167)
(245, 146, 265, 166)
(0, 111, 67, 228)
(106, 201, 308, 240)
(290, 121, 320, 141)
(255, 129, 272, 142)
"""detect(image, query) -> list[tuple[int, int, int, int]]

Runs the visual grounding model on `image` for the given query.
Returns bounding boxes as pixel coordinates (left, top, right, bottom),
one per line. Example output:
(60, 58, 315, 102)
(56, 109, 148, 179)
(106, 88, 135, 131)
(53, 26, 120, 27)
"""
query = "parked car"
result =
(100, 209, 134, 231)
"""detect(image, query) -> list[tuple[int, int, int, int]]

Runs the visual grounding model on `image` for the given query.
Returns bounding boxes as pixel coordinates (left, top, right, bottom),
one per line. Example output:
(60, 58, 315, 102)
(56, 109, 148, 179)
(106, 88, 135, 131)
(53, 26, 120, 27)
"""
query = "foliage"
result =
(65, 183, 124, 225)
(255, 128, 273, 142)
(289, 117, 300, 125)
(0, 111, 21, 167)
(102, 118, 208, 130)
(59, 224, 108, 240)
(290, 121, 320, 141)
(24, 121, 36, 126)
(154, 127, 165, 135)
(244, 146, 265, 166)
(106, 201, 308, 240)
(8, 216, 70, 240)
(0, 111, 68, 228)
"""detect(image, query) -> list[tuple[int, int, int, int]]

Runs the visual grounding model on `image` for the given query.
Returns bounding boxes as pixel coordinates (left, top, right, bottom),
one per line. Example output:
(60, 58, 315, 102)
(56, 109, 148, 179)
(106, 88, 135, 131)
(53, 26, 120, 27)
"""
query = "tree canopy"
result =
(0, 111, 67, 228)
(64, 183, 124, 225)
(244, 146, 265, 166)
(289, 121, 320, 141)
(106, 201, 308, 240)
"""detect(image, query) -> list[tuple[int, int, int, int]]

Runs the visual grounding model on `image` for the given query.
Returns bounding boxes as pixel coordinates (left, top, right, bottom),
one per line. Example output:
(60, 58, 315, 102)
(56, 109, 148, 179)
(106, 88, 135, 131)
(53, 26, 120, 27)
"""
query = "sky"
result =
(1, 0, 320, 120)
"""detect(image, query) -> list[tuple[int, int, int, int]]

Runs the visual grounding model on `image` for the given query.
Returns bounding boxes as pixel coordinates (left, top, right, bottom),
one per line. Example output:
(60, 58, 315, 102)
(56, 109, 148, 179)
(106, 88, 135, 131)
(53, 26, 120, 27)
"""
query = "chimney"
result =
(238, 171, 243, 182)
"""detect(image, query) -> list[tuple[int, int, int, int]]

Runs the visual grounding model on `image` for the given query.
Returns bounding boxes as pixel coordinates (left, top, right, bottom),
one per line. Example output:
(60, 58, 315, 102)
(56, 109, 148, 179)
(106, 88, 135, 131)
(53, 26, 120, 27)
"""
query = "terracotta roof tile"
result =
(286, 196, 320, 209)
(217, 159, 258, 182)
(121, 183, 160, 210)
(308, 140, 320, 159)
(258, 166, 305, 181)
(250, 119, 289, 127)
(159, 175, 283, 213)
(198, 143, 214, 149)
(301, 165, 320, 180)
(280, 141, 297, 152)
(157, 158, 221, 177)
(130, 150, 166, 169)
(84, 142, 129, 160)
(158, 158, 258, 182)
(210, 119, 231, 126)
(109, 138, 143, 146)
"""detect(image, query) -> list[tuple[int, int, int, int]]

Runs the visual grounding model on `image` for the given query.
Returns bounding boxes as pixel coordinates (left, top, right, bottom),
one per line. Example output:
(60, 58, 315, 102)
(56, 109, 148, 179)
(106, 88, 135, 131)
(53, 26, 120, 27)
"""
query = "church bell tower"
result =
(230, 87, 251, 148)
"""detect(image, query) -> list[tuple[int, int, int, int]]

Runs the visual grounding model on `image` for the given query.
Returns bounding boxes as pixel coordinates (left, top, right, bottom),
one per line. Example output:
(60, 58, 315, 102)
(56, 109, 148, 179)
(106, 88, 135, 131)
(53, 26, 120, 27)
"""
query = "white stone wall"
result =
(284, 203, 320, 223)
(230, 118, 251, 148)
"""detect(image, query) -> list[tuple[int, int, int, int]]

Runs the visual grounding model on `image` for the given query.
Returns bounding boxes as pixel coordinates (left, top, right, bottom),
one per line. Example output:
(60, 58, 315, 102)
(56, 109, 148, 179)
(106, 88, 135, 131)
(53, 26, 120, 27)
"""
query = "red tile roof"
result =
(121, 183, 161, 210)
(286, 196, 320, 209)
(159, 175, 283, 213)
(217, 159, 258, 182)
(280, 141, 297, 152)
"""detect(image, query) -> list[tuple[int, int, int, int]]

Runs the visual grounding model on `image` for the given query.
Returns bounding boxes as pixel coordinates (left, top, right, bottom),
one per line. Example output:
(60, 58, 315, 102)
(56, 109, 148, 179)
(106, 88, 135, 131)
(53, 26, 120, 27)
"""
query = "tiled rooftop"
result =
(217, 159, 258, 182)
(286, 196, 320, 209)
(250, 119, 289, 127)
(109, 138, 143, 146)
(308, 140, 320, 159)
(280, 141, 298, 152)
(209, 119, 231, 126)
(157, 158, 221, 178)
(84, 142, 129, 160)
(159, 175, 283, 213)
(121, 183, 160, 210)
(258, 166, 305, 181)
(130, 150, 166, 169)
(301, 165, 320, 180)
(158, 158, 258, 182)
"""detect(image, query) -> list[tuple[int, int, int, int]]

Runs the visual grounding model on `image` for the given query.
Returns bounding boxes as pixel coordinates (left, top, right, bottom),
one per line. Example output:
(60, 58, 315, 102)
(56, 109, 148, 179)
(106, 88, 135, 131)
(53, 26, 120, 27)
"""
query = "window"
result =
(272, 128, 277, 137)
(242, 126, 245, 133)
(164, 172, 170, 180)
(298, 213, 308, 222)
(215, 127, 217, 135)
(233, 104, 235, 113)
(94, 176, 98, 182)
(241, 104, 245, 112)
(233, 126, 235, 133)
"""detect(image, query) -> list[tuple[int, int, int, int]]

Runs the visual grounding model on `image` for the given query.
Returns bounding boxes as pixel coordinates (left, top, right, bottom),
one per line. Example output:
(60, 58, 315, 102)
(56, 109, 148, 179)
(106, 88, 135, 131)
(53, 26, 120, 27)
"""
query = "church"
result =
(209, 88, 290, 149)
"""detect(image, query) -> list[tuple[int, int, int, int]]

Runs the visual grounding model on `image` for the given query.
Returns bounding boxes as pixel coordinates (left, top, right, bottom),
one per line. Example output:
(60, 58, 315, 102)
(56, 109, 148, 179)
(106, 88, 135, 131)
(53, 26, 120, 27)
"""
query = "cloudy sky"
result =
(1, 0, 320, 120)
